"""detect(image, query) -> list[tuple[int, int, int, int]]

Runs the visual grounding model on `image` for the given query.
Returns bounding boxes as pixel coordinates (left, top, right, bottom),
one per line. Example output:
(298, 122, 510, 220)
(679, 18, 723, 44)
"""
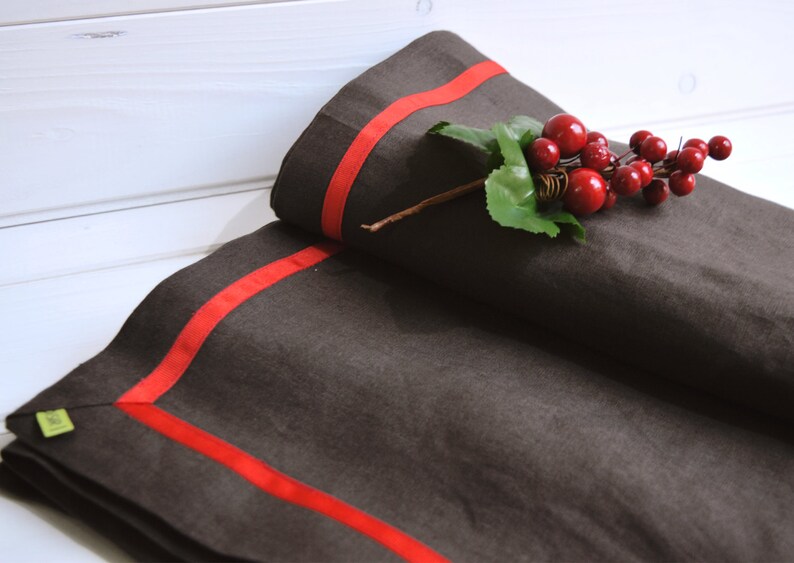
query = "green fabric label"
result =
(35, 409, 74, 438)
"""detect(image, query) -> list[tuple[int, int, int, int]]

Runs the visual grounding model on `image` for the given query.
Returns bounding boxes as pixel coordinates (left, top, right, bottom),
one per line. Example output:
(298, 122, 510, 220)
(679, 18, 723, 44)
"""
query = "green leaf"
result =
(491, 122, 527, 169)
(540, 209, 586, 241)
(429, 117, 586, 241)
(428, 115, 543, 153)
(428, 121, 497, 154)
(485, 122, 539, 227)
(485, 151, 504, 173)
(485, 122, 586, 241)
(506, 115, 543, 150)
(486, 186, 586, 239)
(429, 116, 542, 171)
(486, 177, 559, 237)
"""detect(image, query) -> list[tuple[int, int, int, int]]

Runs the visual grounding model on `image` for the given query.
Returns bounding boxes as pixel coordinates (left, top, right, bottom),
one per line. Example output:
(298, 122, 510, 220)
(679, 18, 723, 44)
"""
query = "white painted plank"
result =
(3, 0, 793, 226)
(1, 186, 273, 286)
(0, 0, 289, 27)
(0, 254, 206, 420)
(446, 0, 794, 130)
(447, 0, 794, 208)
(0, 0, 439, 225)
(3, 177, 272, 230)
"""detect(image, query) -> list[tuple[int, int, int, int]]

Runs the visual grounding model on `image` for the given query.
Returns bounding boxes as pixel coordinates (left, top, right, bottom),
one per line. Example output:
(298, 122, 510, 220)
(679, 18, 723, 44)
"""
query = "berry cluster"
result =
(526, 113, 732, 216)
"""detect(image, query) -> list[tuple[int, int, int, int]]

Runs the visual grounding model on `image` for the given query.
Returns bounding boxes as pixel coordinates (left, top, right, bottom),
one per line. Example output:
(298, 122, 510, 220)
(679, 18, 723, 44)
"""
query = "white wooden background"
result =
(1, 0, 793, 559)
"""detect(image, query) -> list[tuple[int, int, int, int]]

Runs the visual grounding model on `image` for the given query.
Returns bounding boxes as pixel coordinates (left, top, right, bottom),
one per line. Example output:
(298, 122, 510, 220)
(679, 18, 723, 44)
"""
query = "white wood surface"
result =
(0, 0, 290, 26)
(1, 188, 271, 286)
(3, 0, 792, 228)
(1, 0, 793, 559)
(0, 0, 441, 225)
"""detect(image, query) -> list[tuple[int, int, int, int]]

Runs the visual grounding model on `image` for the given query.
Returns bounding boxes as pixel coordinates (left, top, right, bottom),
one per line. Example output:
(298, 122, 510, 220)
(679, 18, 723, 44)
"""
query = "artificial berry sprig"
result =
(527, 114, 731, 211)
(361, 113, 731, 241)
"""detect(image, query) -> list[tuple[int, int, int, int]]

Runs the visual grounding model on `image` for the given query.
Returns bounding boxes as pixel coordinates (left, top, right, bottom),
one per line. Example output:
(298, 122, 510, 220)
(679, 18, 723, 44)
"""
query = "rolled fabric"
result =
(4, 222, 794, 560)
(271, 30, 794, 421)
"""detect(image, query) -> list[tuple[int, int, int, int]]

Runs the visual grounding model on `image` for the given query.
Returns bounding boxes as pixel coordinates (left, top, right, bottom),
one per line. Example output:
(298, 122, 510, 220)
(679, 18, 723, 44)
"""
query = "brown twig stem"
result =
(361, 177, 486, 233)
(614, 148, 635, 162)
(361, 154, 683, 235)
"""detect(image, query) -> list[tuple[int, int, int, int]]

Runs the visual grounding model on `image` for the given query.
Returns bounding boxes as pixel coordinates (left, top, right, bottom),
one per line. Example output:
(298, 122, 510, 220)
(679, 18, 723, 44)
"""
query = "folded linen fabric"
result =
(3, 31, 794, 561)
(271, 31, 794, 422)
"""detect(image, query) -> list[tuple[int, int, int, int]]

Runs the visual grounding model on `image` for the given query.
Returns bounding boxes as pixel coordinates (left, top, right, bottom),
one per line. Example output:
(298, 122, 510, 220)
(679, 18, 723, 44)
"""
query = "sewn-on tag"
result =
(35, 409, 74, 438)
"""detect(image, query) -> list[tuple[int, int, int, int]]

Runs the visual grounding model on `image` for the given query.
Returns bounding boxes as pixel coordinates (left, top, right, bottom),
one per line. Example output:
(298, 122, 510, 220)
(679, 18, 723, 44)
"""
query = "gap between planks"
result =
(0, 245, 222, 289)
(0, 177, 274, 230)
(0, 0, 322, 28)
(599, 101, 794, 138)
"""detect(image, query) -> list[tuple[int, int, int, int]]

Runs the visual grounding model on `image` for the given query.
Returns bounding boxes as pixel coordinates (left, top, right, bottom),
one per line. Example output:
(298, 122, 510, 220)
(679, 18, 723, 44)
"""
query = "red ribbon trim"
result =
(320, 59, 507, 241)
(117, 403, 447, 562)
(117, 241, 343, 405)
(114, 241, 448, 562)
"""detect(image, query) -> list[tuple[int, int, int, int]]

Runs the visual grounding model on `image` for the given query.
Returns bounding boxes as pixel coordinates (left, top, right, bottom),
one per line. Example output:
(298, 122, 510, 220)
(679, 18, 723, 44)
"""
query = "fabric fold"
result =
(3, 30, 794, 561)
(271, 30, 794, 422)
(5, 222, 794, 561)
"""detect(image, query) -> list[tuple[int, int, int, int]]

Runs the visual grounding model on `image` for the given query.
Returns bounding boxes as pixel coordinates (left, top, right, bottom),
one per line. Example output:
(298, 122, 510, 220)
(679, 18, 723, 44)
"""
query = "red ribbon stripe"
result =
(320, 60, 507, 240)
(115, 241, 448, 562)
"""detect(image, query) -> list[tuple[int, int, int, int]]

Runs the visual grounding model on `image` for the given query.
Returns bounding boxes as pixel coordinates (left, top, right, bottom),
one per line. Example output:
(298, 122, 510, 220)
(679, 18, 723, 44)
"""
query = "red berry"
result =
(683, 138, 709, 157)
(626, 155, 642, 164)
(643, 179, 669, 205)
(629, 159, 654, 187)
(526, 138, 560, 171)
(664, 150, 680, 166)
(586, 131, 609, 147)
(708, 135, 732, 160)
(677, 147, 705, 173)
(640, 136, 667, 163)
(630, 130, 653, 154)
(669, 171, 696, 196)
(542, 114, 588, 158)
(579, 142, 611, 170)
(563, 168, 607, 216)
(610, 165, 643, 196)
(600, 186, 617, 211)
